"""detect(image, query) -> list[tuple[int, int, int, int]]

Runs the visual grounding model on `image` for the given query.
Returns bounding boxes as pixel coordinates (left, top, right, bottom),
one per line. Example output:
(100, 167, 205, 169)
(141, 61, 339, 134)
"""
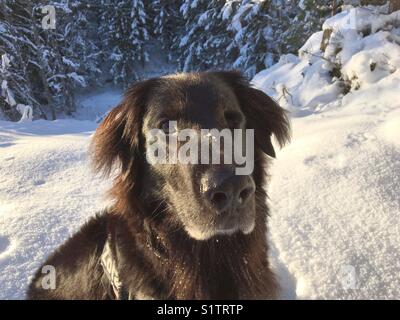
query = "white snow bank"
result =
(341, 32, 400, 90)
(252, 54, 342, 116)
(253, 7, 400, 116)
(323, 6, 400, 34)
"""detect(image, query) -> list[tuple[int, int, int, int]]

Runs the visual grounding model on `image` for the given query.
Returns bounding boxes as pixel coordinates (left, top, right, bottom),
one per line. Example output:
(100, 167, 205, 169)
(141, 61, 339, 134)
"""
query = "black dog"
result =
(27, 71, 290, 299)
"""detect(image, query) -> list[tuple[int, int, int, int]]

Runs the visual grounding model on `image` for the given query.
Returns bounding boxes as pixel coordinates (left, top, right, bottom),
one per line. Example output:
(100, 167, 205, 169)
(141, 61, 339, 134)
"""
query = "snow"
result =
(1, 80, 17, 108)
(67, 72, 86, 87)
(256, 7, 400, 300)
(0, 119, 110, 299)
(268, 94, 400, 299)
(299, 31, 324, 58)
(1, 54, 11, 71)
(74, 89, 122, 121)
(1, 7, 400, 300)
(253, 55, 342, 116)
(2, 87, 399, 299)
(231, 3, 252, 33)
(341, 32, 400, 89)
(222, 1, 234, 20)
(16, 105, 33, 122)
(253, 7, 400, 116)
(323, 6, 399, 34)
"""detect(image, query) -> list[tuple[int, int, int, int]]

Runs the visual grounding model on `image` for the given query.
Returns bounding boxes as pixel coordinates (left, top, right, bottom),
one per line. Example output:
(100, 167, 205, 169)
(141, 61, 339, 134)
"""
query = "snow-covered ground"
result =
(1, 83, 399, 299)
(74, 89, 123, 121)
(268, 95, 400, 299)
(259, 7, 400, 299)
(1, 7, 399, 300)
(0, 119, 111, 299)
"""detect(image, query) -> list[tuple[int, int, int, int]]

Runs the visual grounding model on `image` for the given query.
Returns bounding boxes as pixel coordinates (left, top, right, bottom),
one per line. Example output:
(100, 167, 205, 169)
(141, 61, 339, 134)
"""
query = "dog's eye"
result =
(159, 119, 176, 134)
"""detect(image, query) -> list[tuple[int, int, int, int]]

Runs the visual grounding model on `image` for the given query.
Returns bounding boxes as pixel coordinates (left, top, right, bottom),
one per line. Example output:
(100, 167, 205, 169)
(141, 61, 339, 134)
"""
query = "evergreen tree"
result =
(228, 0, 283, 77)
(3, 0, 382, 121)
(99, 0, 150, 87)
(0, 1, 49, 120)
(151, 0, 182, 61)
(66, 1, 103, 88)
(177, 0, 237, 72)
(284, 0, 340, 54)
(35, 1, 89, 116)
(0, 0, 91, 119)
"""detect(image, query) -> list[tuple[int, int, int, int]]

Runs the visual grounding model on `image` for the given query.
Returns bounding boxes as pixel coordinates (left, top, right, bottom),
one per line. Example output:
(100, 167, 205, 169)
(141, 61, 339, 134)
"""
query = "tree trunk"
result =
(332, 1, 339, 16)
(389, 0, 400, 13)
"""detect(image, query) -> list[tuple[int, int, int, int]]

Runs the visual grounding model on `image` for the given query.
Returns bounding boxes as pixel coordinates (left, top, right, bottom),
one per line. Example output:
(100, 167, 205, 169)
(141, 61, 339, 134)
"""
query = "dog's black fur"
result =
(27, 71, 290, 300)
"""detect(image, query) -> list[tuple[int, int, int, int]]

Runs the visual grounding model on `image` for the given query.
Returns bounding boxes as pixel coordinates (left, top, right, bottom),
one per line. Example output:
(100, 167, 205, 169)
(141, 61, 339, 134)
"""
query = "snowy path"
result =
(1, 93, 400, 299)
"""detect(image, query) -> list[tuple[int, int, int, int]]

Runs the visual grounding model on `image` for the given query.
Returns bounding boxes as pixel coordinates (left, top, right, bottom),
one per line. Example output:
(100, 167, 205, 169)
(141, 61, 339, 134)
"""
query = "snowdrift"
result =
(253, 6, 400, 299)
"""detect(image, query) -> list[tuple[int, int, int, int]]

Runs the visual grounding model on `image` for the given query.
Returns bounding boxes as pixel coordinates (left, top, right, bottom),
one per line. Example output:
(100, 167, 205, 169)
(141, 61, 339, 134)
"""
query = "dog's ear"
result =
(90, 78, 158, 179)
(211, 71, 291, 158)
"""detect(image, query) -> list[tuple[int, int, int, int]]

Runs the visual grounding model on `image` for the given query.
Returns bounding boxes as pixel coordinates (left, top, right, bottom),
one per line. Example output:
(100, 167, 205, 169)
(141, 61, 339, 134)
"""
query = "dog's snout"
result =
(209, 191, 229, 211)
(202, 169, 255, 213)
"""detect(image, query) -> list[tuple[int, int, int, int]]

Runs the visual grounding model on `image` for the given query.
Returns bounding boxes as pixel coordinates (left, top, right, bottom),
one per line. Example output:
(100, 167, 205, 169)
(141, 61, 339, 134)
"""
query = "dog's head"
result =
(91, 71, 290, 240)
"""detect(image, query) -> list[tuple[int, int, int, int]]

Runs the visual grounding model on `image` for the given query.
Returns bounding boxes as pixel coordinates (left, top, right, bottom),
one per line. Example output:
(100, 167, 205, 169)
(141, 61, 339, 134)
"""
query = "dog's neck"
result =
(123, 203, 278, 299)
(110, 179, 278, 299)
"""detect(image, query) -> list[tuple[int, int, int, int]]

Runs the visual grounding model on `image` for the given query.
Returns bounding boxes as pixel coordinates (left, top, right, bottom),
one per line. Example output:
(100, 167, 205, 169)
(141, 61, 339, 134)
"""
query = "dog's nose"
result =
(202, 169, 255, 212)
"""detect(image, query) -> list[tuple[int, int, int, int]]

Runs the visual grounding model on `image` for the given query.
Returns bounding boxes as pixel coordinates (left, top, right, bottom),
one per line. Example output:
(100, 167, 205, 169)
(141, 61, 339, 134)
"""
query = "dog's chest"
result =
(162, 257, 242, 300)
